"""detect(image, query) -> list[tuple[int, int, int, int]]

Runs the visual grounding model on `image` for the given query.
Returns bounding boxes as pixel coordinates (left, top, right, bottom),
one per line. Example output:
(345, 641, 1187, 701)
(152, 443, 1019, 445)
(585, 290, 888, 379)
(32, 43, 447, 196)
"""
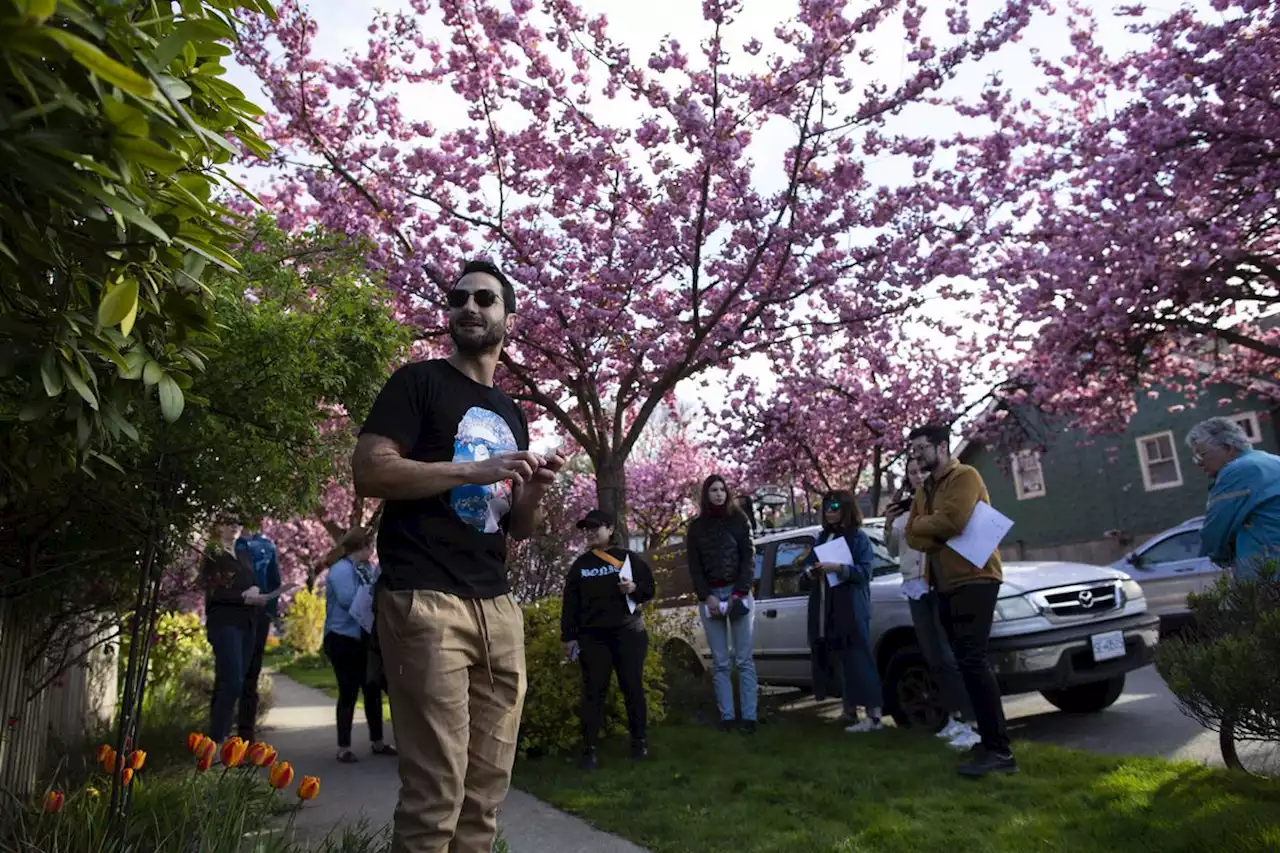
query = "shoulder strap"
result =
(591, 548, 624, 568)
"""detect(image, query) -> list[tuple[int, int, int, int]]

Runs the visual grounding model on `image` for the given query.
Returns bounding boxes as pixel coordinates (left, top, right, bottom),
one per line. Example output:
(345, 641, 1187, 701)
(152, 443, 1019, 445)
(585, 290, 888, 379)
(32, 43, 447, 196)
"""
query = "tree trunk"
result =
(594, 456, 629, 543)
(868, 446, 884, 515)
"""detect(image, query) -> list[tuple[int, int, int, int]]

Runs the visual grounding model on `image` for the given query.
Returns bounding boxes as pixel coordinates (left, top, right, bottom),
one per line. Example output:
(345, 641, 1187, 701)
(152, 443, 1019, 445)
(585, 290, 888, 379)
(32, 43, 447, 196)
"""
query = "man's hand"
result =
(619, 579, 637, 595)
(469, 451, 545, 486)
(528, 451, 568, 490)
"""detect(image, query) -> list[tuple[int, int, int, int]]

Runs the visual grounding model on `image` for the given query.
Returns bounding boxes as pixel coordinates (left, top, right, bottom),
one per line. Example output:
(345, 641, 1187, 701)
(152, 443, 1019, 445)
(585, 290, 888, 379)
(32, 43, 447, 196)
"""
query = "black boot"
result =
(580, 746, 598, 771)
(716, 719, 735, 733)
(630, 739, 648, 761)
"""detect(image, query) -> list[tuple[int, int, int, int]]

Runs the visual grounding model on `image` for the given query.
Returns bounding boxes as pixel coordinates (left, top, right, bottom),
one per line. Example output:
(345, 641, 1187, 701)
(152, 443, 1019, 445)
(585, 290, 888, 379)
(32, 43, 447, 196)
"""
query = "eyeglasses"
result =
(824, 503, 841, 511)
(446, 288, 501, 309)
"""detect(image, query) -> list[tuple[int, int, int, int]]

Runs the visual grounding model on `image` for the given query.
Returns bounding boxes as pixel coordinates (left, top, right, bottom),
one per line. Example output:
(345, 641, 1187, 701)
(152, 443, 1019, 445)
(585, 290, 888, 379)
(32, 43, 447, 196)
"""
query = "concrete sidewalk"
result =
(262, 673, 647, 852)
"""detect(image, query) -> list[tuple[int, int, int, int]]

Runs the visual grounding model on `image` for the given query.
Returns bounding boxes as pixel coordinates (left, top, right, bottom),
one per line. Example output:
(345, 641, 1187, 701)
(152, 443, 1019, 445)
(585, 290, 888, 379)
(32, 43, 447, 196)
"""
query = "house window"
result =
(1136, 431, 1183, 491)
(1230, 412, 1262, 444)
(1011, 450, 1046, 500)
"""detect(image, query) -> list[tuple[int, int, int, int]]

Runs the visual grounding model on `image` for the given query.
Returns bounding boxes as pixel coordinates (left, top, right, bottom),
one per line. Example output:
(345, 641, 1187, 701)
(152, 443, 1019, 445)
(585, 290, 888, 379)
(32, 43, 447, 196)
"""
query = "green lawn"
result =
(271, 651, 391, 722)
(512, 716, 1280, 853)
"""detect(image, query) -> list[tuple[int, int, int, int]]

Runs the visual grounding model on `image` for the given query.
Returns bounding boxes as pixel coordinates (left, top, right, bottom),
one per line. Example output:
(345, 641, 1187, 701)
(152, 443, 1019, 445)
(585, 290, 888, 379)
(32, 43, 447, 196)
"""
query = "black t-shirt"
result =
(360, 359, 530, 598)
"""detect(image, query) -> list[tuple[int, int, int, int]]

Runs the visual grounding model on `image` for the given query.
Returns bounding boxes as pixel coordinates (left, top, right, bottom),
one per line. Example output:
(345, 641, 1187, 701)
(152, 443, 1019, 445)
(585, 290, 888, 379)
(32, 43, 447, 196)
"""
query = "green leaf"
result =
(89, 450, 125, 474)
(115, 136, 186, 173)
(120, 350, 147, 380)
(175, 237, 239, 271)
(44, 31, 157, 99)
(168, 370, 193, 390)
(102, 99, 148, 137)
(20, 398, 52, 422)
(98, 277, 139, 328)
(227, 98, 266, 118)
(23, 0, 58, 25)
(154, 19, 236, 68)
(158, 373, 184, 422)
(60, 361, 99, 410)
(156, 75, 194, 102)
(104, 405, 139, 441)
(40, 351, 64, 396)
(142, 360, 164, 387)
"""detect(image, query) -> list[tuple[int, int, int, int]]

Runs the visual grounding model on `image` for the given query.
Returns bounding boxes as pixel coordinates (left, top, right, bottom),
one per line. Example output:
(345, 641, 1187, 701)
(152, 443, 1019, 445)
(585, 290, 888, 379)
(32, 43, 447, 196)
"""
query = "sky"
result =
(223, 0, 1207, 443)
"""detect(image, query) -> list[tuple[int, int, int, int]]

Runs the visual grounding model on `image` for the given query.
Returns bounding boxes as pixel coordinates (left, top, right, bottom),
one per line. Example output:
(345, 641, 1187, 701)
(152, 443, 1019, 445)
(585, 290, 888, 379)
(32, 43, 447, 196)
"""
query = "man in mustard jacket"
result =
(905, 423, 1017, 778)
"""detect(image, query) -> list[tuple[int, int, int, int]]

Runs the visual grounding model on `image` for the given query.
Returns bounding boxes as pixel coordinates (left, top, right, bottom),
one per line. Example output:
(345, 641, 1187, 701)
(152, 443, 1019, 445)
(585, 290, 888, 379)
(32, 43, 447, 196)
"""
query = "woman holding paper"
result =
(807, 491, 885, 732)
(561, 509, 656, 770)
(322, 532, 395, 763)
(885, 459, 978, 748)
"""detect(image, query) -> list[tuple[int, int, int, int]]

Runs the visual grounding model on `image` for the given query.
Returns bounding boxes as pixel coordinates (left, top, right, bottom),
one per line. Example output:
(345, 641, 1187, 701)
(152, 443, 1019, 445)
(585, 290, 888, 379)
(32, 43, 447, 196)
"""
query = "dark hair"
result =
(908, 422, 951, 447)
(820, 490, 861, 532)
(455, 259, 517, 314)
(698, 474, 743, 519)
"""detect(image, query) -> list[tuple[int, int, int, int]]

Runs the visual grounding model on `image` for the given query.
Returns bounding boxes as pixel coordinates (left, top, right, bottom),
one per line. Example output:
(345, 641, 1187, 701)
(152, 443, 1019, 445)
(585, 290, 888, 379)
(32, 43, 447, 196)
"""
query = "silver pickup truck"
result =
(656, 519, 1161, 728)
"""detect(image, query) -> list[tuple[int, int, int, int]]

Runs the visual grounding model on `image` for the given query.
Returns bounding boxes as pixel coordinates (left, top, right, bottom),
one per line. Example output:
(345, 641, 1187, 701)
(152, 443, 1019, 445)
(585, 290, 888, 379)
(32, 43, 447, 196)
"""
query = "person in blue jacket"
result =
(806, 490, 884, 732)
(1186, 417, 1280, 581)
(323, 532, 396, 763)
(235, 519, 281, 742)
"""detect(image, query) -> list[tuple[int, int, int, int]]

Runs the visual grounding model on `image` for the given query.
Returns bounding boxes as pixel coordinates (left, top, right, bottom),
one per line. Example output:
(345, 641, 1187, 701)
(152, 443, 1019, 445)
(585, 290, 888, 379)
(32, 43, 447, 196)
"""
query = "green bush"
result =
(283, 587, 326, 656)
(1156, 565, 1280, 741)
(518, 598, 666, 758)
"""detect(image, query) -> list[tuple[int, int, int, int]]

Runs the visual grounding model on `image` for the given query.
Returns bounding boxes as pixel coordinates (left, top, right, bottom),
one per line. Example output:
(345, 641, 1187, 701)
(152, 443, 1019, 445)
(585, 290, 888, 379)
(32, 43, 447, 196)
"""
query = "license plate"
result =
(1091, 630, 1126, 662)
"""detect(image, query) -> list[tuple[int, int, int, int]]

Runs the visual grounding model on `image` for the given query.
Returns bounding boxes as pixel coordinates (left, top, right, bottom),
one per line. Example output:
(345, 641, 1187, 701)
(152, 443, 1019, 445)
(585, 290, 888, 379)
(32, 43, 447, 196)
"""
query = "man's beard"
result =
(449, 316, 505, 355)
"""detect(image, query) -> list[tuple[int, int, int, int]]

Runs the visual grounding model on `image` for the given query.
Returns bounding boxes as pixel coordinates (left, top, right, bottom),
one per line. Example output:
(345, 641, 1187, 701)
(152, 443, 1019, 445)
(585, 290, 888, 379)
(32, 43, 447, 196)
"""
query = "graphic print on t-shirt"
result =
(450, 406, 518, 533)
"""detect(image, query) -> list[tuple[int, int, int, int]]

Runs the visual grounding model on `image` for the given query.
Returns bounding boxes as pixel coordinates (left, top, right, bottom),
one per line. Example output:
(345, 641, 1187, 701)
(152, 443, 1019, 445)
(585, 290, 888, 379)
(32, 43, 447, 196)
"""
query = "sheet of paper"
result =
(701, 598, 729, 619)
(350, 584, 375, 633)
(947, 501, 1014, 568)
(620, 555, 637, 614)
(814, 538, 853, 586)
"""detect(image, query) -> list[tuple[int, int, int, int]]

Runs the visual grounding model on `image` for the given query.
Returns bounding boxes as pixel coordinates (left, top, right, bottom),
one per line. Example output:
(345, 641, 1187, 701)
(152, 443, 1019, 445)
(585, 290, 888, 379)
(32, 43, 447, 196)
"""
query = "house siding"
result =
(960, 386, 1279, 564)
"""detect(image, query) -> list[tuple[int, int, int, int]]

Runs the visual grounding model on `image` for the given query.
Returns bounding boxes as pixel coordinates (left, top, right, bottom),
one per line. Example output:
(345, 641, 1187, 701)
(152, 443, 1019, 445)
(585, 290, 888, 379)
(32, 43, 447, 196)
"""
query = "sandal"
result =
(337, 749, 359, 763)
(372, 743, 399, 757)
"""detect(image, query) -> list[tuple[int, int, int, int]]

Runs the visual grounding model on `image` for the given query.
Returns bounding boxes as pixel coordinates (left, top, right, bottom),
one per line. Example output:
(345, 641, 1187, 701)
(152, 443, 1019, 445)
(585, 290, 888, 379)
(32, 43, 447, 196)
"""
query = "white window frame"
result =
(1230, 411, 1263, 444)
(1136, 431, 1184, 492)
(1010, 450, 1046, 500)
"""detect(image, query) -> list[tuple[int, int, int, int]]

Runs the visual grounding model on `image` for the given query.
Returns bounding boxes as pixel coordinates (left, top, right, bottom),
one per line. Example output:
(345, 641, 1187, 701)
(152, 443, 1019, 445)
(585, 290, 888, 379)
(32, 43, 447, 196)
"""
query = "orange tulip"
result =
(260, 745, 278, 767)
(128, 749, 146, 771)
(120, 768, 134, 786)
(186, 732, 204, 754)
(96, 743, 113, 763)
(220, 738, 248, 768)
(43, 790, 65, 813)
(296, 775, 320, 801)
(195, 736, 216, 763)
(267, 761, 294, 790)
(100, 747, 118, 775)
(247, 742, 273, 766)
(196, 755, 214, 773)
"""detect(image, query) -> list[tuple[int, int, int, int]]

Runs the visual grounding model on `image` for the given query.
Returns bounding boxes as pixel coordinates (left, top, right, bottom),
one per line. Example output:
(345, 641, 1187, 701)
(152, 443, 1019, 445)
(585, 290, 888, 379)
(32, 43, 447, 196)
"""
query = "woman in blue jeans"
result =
(202, 518, 267, 745)
(807, 491, 884, 732)
(685, 475, 759, 733)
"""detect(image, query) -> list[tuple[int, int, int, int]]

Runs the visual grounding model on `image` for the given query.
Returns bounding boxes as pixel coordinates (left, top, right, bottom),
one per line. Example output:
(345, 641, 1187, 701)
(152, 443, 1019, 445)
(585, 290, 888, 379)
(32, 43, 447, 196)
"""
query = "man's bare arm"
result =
(352, 434, 541, 501)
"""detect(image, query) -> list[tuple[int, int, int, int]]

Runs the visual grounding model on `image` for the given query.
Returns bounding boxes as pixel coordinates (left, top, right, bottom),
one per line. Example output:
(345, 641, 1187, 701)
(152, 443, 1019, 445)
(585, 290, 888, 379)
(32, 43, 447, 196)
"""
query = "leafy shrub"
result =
(518, 597, 666, 758)
(1156, 565, 1280, 741)
(283, 587, 326, 656)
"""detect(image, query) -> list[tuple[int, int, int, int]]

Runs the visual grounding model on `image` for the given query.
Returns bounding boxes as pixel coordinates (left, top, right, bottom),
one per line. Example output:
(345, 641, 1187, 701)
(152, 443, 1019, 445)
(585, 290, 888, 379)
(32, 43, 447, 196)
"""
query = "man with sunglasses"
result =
(353, 259, 565, 853)
(904, 422, 1016, 778)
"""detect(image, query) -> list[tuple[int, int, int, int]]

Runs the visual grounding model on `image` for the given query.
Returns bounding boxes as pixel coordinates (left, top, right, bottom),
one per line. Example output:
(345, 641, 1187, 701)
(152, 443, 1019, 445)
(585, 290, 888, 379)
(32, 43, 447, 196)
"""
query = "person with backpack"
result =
(806, 490, 884, 732)
(561, 509, 656, 770)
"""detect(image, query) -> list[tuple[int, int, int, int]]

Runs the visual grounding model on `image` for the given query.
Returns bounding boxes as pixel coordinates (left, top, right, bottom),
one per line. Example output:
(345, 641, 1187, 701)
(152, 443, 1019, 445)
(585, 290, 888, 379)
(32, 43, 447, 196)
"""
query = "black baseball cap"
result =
(576, 509, 616, 530)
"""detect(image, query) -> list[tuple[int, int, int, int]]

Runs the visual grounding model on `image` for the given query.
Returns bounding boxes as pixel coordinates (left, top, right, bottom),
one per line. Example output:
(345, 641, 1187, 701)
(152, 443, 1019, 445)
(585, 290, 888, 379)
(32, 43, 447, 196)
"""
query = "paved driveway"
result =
(1001, 665, 1222, 766)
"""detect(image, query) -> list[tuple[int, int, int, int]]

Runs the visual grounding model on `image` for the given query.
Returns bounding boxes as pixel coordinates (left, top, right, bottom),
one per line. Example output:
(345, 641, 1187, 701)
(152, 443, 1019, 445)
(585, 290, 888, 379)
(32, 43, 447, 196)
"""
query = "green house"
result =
(956, 384, 1280, 565)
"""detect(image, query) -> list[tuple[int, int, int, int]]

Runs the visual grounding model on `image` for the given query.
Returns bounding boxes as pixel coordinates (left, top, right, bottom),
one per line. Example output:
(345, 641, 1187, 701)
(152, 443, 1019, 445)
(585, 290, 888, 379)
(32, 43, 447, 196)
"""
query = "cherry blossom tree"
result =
(235, 0, 1045, 525)
(723, 340, 966, 508)
(946, 0, 1280, 436)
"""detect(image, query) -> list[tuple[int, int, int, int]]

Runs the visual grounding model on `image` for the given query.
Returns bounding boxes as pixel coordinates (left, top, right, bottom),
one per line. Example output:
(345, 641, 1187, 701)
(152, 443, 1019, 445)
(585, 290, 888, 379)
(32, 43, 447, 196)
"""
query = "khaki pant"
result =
(377, 589, 527, 853)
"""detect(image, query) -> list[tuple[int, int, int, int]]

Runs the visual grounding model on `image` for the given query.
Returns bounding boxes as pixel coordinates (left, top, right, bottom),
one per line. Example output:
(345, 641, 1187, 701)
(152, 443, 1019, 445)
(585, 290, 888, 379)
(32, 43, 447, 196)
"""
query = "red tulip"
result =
(297, 775, 321, 800)
(43, 790, 65, 813)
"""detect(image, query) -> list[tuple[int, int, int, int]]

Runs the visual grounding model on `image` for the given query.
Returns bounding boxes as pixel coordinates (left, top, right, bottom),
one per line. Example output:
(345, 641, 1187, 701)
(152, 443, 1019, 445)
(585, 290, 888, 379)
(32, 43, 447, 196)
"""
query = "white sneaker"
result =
(845, 718, 885, 734)
(936, 718, 965, 740)
(947, 726, 982, 751)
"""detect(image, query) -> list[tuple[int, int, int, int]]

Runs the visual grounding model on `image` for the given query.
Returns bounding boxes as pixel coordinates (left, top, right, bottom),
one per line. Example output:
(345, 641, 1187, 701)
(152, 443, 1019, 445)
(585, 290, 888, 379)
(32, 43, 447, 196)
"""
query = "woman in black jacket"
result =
(202, 517, 268, 745)
(684, 475, 759, 733)
(561, 509, 656, 770)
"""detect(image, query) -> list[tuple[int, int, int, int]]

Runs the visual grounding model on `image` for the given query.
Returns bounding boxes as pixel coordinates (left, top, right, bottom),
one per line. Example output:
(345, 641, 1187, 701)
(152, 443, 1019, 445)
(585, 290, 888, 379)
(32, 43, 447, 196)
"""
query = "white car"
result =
(1112, 516, 1223, 633)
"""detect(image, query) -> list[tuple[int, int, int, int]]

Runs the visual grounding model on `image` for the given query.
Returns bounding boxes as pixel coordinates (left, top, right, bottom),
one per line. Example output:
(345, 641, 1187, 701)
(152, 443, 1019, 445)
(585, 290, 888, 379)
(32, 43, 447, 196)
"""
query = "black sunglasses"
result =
(824, 502, 842, 510)
(446, 288, 501, 309)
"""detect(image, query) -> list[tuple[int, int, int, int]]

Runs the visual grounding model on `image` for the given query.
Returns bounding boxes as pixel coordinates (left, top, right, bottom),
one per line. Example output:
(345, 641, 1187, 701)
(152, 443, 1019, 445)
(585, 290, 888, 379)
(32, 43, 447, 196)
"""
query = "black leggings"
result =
(323, 631, 384, 748)
(579, 625, 648, 747)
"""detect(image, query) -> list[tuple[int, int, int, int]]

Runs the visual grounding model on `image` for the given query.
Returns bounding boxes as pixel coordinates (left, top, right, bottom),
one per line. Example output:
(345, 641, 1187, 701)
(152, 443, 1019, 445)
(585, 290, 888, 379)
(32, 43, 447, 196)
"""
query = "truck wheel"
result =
(1041, 675, 1125, 713)
(883, 645, 949, 730)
